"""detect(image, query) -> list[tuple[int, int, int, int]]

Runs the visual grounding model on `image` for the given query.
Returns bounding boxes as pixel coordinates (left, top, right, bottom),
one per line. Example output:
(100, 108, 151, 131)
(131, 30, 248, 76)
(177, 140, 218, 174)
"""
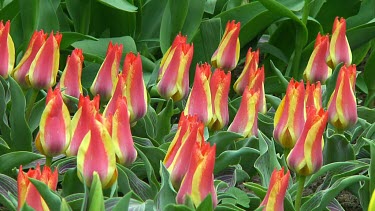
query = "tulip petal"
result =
(0, 21, 15, 79)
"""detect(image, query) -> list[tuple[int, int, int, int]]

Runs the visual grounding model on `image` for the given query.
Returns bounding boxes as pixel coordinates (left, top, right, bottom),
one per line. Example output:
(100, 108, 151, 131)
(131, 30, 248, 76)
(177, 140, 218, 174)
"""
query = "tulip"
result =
(248, 66, 266, 114)
(12, 30, 47, 86)
(103, 73, 125, 118)
(77, 117, 118, 189)
(27, 32, 62, 90)
(327, 65, 357, 130)
(274, 79, 305, 149)
(259, 167, 290, 211)
(58, 48, 84, 99)
(184, 63, 212, 125)
(228, 88, 259, 138)
(176, 141, 217, 208)
(35, 88, 71, 157)
(66, 94, 100, 156)
(0, 20, 15, 78)
(122, 52, 147, 122)
(164, 113, 204, 187)
(18, 164, 58, 211)
(233, 48, 259, 94)
(208, 69, 231, 131)
(287, 108, 328, 176)
(90, 42, 123, 101)
(157, 33, 194, 101)
(211, 20, 240, 71)
(329, 17, 352, 67)
(305, 81, 322, 111)
(303, 33, 332, 84)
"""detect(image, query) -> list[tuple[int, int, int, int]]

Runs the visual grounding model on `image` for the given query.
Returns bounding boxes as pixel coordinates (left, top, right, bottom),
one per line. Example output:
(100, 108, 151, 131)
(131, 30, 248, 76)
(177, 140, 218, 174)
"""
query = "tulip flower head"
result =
(273, 79, 306, 149)
(329, 17, 352, 67)
(303, 33, 332, 84)
(104, 73, 126, 118)
(287, 108, 328, 176)
(248, 65, 266, 114)
(36, 88, 71, 157)
(157, 33, 194, 101)
(59, 48, 84, 99)
(27, 32, 62, 89)
(305, 81, 322, 111)
(327, 65, 357, 130)
(0, 20, 15, 79)
(259, 168, 290, 211)
(18, 164, 58, 211)
(184, 63, 212, 125)
(211, 20, 240, 71)
(233, 48, 259, 94)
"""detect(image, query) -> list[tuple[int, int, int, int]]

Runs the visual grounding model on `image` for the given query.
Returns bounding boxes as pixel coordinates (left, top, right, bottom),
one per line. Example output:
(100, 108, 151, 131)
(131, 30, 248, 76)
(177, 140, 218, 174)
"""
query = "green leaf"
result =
(112, 192, 132, 211)
(155, 162, 177, 210)
(347, 0, 375, 28)
(207, 131, 243, 155)
(364, 48, 375, 103)
(323, 133, 355, 164)
(164, 204, 193, 211)
(196, 194, 214, 211)
(116, 166, 132, 196)
(29, 178, 61, 209)
(220, 187, 249, 208)
(139, 0, 167, 40)
(37, 0, 59, 32)
(357, 106, 375, 123)
(181, 0, 205, 42)
(18, 0, 39, 41)
(62, 168, 85, 196)
(0, 173, 17, 210)
(65, 0, 91, 34)
(28, 97, 45, 132)
(215, 147, 259, 174)
(60, 198, 72, 211)
(88, 172, 105, 211)
(0, 152, 43, 173)
(97, 0, 137, 12)
(0, 77, 10, 149)
(155, 99, 174, 144)
(60, 32, 98, 50)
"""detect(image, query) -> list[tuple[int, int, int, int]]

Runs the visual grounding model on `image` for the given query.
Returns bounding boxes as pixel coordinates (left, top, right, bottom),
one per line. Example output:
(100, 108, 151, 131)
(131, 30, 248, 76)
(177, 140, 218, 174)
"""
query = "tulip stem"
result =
(25, 89, 39, 120)
(156, 101, 164, 114)
(295, 175, 306, 211)
(45, 156, 53, 167)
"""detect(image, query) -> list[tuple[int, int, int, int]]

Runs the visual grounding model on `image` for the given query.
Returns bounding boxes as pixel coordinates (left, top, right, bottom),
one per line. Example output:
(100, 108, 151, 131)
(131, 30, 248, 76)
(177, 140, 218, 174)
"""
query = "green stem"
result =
(156, 101, 164, 114)
(25, 89, 39, 120)
(302, 0, 311, 25)
(295, 175, 306, 211)
(45, 156, 53, 167)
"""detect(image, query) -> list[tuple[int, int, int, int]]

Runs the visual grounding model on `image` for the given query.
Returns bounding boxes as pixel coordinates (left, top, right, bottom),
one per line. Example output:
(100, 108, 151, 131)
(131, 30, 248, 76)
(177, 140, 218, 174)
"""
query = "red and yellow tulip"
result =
(35, 88, 71, 157)
(211, 20, 240, 71)
(287, 108, 328, 176)
(248, 66, 266, 114)
(208, 69, 231, 131)
(90, 42, 123, 101)
(157, 33, 193, 101)
(59, 48, 84, 99)
(329, 17, 352, 67)
(0, 20, 15, 78)
(27, 32, 62, 89)
(184, 63, 212, 125)
(327, 65, 357, 130)
(233, 48, 259, 94)
(17, 164, 58, 211)
(259, 168, 290, 211)
(273, 79, 306, 149)
(305, 81, 322, 111)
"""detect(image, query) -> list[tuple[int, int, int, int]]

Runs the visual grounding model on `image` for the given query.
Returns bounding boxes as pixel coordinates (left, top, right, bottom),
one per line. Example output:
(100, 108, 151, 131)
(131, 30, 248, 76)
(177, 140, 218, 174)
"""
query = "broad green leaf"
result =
(155, 163, 177, 210)
(28, 97, 45, 132)
(139, 0, 167, 40)
(155, 99, 174, 144)
(65, 0, 91, 34)
(0, 137, 9, 149)
(18, 0, 39, 41)
(181, 0, 205, 42)
(204, 0, 217, 14)
(207, 131, 243, 155)
(37, 0, 59, 32)
(364, 48, 375, 105)
(346, 0, 375, 28)
(81, 62, 101, 89)
(0, 152, 43, 173)
(135, 144, 165, 177)
(196, 194, 214, 211)
(0, 77, 10, 149)
(112, 192, 132, 211)
(60, 198, 72, 211)
(0, 0, 19, 21)
(65, 193, 85, 210)
(0, 193, 16, 211)
(264, 76, 291, 95)
(215, 147, 259, 174)
(88, 172, 105, 211)
(358, 106, 375, 123)
(164, 204, 193, 211)
(358, 181, 370, 211)
(61, 168, 85, 196)
(220, 187, 249, 208)
(323, 133, 355, 164)
(29, 178, 62, 209)
(60, 32, 98, 50)
(116, 165, 132, 197)
(347, 25, 375, 50)
(97, 0, 137, 12)
(257, 113, 274, 139)
(265, 94, 281, 110)
(0, 173, 17, 210)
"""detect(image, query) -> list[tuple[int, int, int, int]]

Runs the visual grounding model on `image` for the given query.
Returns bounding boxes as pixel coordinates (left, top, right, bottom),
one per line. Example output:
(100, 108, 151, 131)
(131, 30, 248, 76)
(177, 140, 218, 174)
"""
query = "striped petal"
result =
(59, 48, 84, 99)
(305, 81, 322, 111)
(330, 17, 352, 67)
(248, 66, 266, 114)
(233, 48, 259, 94)
(0, 20, 15, 79)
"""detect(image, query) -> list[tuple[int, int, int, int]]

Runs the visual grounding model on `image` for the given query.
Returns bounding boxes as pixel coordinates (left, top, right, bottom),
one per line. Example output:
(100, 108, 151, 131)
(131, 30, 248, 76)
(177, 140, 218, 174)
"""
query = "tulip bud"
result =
(157, 34, 193, 101)
(176, 142, 217, 208)
(184, 63, 212, 125)
(211, 20, 240, 71)
(208, 69, 231, 131)
(103, 73, 125, 118)
(0, 20, 15, 79)
(12, 30, 47, 86)
(122, 52, 147, 122)
(90, 42, 123, 101)
(274, 79, 305, 149)
(18, 164, 58, 211)
(329, 17, 352, 67)
(35, 88, 71, 157)
(66, 94, 100, 156)
(259, 167, 290, 211)
(228, 88, 259, 138)
(233, 48, 259, 94)
(248, 66, 266, 114)
(59, 48, 84, 99)
(327, 65, 357, 130)
(303, 33, 332, 84)
(27, 32, 62, 89)
(287, 108, 328, 176)
(305, 81, 322, 111)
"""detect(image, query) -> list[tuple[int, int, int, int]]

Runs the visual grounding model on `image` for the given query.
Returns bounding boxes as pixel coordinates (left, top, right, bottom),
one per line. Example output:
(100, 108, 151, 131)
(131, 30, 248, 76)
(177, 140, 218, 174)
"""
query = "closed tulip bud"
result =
(259, 167, 290, 211)
(327, 65, 357, 130)
(176, 142, 217, 208)
(164, 113, 204, 187)
(27, 32, 62, 90)
(211, 20, 240, 71)
(329, 17, 352, 67)
(287, 108, 328, 176)
(103, 73, 126, 118)
(303, 33, 332, 84)
(90, 42, 123, 101)
(248, 66, 266, 114)
(59, 49, 84, 99)
(233, 48, 259, 94)
(274, 79, 306, 149)
(35, 88, 71, 157)
(228, 88, 259, 138)
(12, 30, 47, 86)
(77, 117, 118, 189)
(66, 95, 100, 156)
(305, 81, 322, 111)
(122, 52, 147, 122)
(209, 69, 231, 131)
(184, 63, 212, 125)
(18, 164, 58, 211)
(157, 33, 193, 101)
(0, 20, 15, 79)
